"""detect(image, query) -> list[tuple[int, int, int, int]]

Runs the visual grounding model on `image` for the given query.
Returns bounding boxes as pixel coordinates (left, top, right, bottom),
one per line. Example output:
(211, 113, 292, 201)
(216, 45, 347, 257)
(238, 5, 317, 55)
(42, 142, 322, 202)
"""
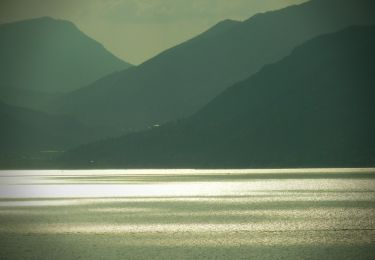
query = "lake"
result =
(0, 169, 375, 259)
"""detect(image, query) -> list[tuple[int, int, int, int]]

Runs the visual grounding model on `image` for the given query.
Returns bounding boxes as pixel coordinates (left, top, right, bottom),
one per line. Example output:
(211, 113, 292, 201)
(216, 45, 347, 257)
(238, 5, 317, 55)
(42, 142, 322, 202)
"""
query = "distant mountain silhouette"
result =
(56, 0, 375, 135)
(0, 85, 60, 111)
(0, 17, 131, 94)
(0, 101, 104, 168)
(61, 26, 375, 168)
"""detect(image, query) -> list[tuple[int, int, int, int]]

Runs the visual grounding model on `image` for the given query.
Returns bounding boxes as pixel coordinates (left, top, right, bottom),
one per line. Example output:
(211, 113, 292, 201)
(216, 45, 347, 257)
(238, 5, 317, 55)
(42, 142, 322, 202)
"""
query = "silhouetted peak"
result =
(290, 24, 375, 57)
(30, 16, 56, 22)
(0, 16, 78, 31)
(208, 19, 241, 34)
(242, 0, 306, 25)
(216, 19, 241, 26)
(0, 16, 132, 93)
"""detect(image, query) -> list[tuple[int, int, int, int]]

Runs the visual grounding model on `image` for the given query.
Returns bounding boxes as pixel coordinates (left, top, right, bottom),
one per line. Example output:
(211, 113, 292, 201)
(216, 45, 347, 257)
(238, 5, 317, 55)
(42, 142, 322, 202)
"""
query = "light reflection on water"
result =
(0, 168, 375, 199)
(0, 168, 375, 256)
(2, 168, 375, 176)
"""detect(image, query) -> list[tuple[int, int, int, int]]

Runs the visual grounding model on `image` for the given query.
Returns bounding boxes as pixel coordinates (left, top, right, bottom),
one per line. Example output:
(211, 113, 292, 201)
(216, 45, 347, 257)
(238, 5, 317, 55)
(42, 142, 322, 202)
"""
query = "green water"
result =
(0, 169, 374, 259)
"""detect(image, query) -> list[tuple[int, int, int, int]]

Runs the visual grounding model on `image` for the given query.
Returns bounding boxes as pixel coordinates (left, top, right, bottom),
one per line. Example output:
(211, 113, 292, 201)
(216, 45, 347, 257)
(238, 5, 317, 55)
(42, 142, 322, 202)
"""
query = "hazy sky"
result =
(0, 0, 307, 64)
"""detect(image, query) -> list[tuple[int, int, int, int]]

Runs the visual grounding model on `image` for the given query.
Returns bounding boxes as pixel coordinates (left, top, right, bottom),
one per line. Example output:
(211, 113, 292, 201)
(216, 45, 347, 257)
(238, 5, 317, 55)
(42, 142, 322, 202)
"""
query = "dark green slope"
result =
(0, 17, 131, 93)
(0, 85, 61, 111)
(57, 0, 375, 134)
(0, 102, 103, 168)
(61, 26, 375, 168)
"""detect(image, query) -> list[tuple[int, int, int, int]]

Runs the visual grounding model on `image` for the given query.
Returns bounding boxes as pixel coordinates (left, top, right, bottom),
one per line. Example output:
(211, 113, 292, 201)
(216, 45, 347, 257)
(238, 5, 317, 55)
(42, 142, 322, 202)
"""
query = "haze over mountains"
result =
(0, 101, 96, 167)
(0, 17, 132, 110)
(0, 17, 133, 166)
(56, 0, 375, 134)
(1, 0, 375, 168)
(62, 25, 375, 168)
(0, 99, 118, 168)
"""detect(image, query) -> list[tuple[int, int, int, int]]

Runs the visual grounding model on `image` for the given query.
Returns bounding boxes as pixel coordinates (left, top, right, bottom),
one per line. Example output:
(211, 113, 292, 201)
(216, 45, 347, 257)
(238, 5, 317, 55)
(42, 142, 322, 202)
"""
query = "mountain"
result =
(0, 101, 103, 168)
(60, 25, 375, 168)
(0, 85, 61, 111)
(56, 0, 375, 135)
(0, 17, 132, 94)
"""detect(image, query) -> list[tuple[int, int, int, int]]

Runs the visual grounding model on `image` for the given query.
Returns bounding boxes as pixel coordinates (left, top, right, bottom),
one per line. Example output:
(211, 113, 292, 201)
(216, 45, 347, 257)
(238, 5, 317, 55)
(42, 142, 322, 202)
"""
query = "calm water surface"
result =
(0, 169, 374, 259)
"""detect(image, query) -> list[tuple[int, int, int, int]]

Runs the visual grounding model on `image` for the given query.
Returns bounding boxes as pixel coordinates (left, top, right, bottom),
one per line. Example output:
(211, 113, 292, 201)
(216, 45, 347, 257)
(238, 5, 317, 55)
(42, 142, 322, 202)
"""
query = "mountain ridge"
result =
(55, 0, 375, 136)
(0, 16, 132, 94)
(60, 25, 375, 168)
